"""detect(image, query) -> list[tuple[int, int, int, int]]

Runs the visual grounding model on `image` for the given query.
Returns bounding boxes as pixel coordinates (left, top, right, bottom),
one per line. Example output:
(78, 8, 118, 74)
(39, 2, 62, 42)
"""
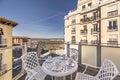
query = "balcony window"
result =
(82, 5, 85, 11)
(93, 12, 98, 20)
(83, 15, 87, 21)
(71, 36, 76, 43)
(108, 20, 117, 31)
(71, 27, 76, 34)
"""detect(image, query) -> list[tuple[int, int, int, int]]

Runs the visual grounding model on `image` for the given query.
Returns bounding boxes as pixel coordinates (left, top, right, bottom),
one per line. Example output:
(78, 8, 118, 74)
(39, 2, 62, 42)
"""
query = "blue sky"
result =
(0, 0, 77, 38)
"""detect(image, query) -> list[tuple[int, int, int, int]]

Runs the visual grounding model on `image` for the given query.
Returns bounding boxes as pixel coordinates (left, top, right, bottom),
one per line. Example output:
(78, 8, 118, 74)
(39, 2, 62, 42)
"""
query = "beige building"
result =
(13, 36, 31, 47)
(0, 16, 18, 80)
(64, 0, 120, 45)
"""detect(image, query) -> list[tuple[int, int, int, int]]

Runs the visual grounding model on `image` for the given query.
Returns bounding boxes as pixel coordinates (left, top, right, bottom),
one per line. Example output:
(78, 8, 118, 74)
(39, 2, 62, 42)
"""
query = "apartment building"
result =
(13, 36, 31, 46)
(0, 16, 18, 80)
(64, 0, 120, 45)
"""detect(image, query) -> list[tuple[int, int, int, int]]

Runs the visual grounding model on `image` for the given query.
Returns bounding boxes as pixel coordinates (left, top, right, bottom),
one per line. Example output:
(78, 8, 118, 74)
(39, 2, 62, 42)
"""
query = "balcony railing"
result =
(80, 16, 99, 23)
(0, 64, 7, 76)
(80, 18, 90, 23)
(107, 26, 118, 32)
(0, 39, 7, 48)
(108, 10, 118, 17)
(90, 16, 99, 21)
(91, 28, 99, 34)
(80, 40, 88, 44)
(107, 41, 118, 46)
(80, 30, 87, 34)
(91, 40, 99, 44)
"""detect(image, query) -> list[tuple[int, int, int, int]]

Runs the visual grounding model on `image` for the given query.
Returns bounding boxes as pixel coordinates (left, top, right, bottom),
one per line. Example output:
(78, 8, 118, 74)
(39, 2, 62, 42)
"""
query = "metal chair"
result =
(75, 59, 119, 80)
(69, 48, 78, 62)
(21, 51, 47, 80)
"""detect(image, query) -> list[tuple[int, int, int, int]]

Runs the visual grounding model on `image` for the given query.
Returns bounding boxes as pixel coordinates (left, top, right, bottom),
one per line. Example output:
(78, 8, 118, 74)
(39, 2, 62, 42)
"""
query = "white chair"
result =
(75, 59, 119, 80)
(69, 48, 78, 62)
(21, 51, 47, 80)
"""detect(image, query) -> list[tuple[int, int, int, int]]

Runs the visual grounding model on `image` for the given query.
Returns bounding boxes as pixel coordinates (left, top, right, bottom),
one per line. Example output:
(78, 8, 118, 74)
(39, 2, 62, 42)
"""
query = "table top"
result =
(42, 56, 78, 77)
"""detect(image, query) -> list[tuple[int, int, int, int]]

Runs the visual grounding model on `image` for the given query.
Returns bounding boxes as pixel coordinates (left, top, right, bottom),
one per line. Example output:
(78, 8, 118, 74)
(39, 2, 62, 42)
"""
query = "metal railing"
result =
(107, 26, 118, 32)
(80, 30, 87, 34)
(108, 10, 118, 17)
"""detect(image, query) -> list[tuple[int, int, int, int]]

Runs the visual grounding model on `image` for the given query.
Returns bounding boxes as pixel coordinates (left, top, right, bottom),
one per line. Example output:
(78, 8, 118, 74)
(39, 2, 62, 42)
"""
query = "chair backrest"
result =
(21, 51, 40, 71)
(69, 48, 78, 62)
(96, 59, 119, 80)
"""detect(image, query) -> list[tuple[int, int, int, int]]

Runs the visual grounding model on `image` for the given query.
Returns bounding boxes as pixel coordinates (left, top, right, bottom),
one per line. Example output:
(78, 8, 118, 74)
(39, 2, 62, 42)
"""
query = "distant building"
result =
(31, 38, 64, 50)
(13, 36, 31, 47)
(64, 0, 120, 46)
(0, 16, 18, 80)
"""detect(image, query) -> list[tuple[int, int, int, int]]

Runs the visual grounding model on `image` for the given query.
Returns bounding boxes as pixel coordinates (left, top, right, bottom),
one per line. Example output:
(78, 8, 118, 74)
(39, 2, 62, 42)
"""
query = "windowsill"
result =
(107, 29, 118, 32)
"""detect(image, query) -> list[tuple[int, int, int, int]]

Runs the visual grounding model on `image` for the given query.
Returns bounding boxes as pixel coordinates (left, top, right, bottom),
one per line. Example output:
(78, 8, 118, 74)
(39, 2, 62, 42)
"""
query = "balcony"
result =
(0, 64, 7, 76)
(0, 39, 7, 48)
(91, 40, 99, 44)
(108, 10, 118, 17)
(80, 40, 88, 44)
(107, 26, 118, 32)
(80, 30, 87, 34)
(90, 16, 99, 21)
(107, 41, 118, 46)
(80, 18, 91, 23)
(91, 28, 99, 34)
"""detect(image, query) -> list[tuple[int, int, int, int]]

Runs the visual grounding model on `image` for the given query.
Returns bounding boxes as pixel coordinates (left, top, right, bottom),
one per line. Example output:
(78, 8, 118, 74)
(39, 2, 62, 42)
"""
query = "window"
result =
(88, 3, 92, 7)
(108, 20, 117, 31)
(71, 27, 76, 34)
(71, 36, 76, 43)
(82, 5, 85, 10)
(71, 19, 76, 24)
(83, 15, 87, 21)
(93, 12, 98, 20)
(83, 25, 87, 31)
(93, 24, 98, 31)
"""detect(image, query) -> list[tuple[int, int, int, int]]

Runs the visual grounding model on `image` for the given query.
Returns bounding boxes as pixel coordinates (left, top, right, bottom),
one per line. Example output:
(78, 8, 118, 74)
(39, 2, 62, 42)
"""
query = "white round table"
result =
(42, 57, 78, 80)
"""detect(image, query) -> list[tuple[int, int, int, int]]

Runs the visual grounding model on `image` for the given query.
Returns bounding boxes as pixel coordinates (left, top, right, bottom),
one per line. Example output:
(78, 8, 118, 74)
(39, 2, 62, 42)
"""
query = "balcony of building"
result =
(80, 40, 88, 44)
(108, 10, 118, 17)
(91, 28, 99, 34)
(91, 40, 99, 44)
(107, 26, 118, 32)
(107, 41, 118, 46)
(12, 42, 120, 80)
(0, 64, 7, 76)
(80, 30, 87, 34)
(0, 39, 7, 48)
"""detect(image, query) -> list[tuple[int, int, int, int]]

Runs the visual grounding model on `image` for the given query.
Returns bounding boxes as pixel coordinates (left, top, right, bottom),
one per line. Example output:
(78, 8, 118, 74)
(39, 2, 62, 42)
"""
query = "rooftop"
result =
(0, 16, 18, 27)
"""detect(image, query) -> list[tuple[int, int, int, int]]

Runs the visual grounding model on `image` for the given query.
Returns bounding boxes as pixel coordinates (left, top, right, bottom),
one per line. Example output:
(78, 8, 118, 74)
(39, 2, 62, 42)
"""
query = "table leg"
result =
(51, 76, 54, 80)
(70, 75, 72, 80)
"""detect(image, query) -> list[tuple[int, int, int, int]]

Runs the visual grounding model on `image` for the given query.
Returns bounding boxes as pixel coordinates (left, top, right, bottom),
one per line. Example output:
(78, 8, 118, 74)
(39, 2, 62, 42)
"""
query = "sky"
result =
(0, 0, 77, 38)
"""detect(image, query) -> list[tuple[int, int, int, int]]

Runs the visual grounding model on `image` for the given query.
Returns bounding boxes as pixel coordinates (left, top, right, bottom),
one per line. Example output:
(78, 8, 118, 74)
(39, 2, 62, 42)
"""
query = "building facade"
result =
(64, 0, 120, 46)
(0, 16, 18, 80)
(13, 36, 31, 47)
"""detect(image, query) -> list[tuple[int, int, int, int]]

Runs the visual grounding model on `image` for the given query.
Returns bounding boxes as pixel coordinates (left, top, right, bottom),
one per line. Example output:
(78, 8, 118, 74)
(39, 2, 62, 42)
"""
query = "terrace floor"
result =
(18, 64, 120, 80)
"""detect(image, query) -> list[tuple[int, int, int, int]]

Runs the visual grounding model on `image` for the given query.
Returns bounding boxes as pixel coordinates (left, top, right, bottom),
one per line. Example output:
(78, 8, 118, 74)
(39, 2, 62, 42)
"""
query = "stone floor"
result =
(18, 64, 120, 80)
